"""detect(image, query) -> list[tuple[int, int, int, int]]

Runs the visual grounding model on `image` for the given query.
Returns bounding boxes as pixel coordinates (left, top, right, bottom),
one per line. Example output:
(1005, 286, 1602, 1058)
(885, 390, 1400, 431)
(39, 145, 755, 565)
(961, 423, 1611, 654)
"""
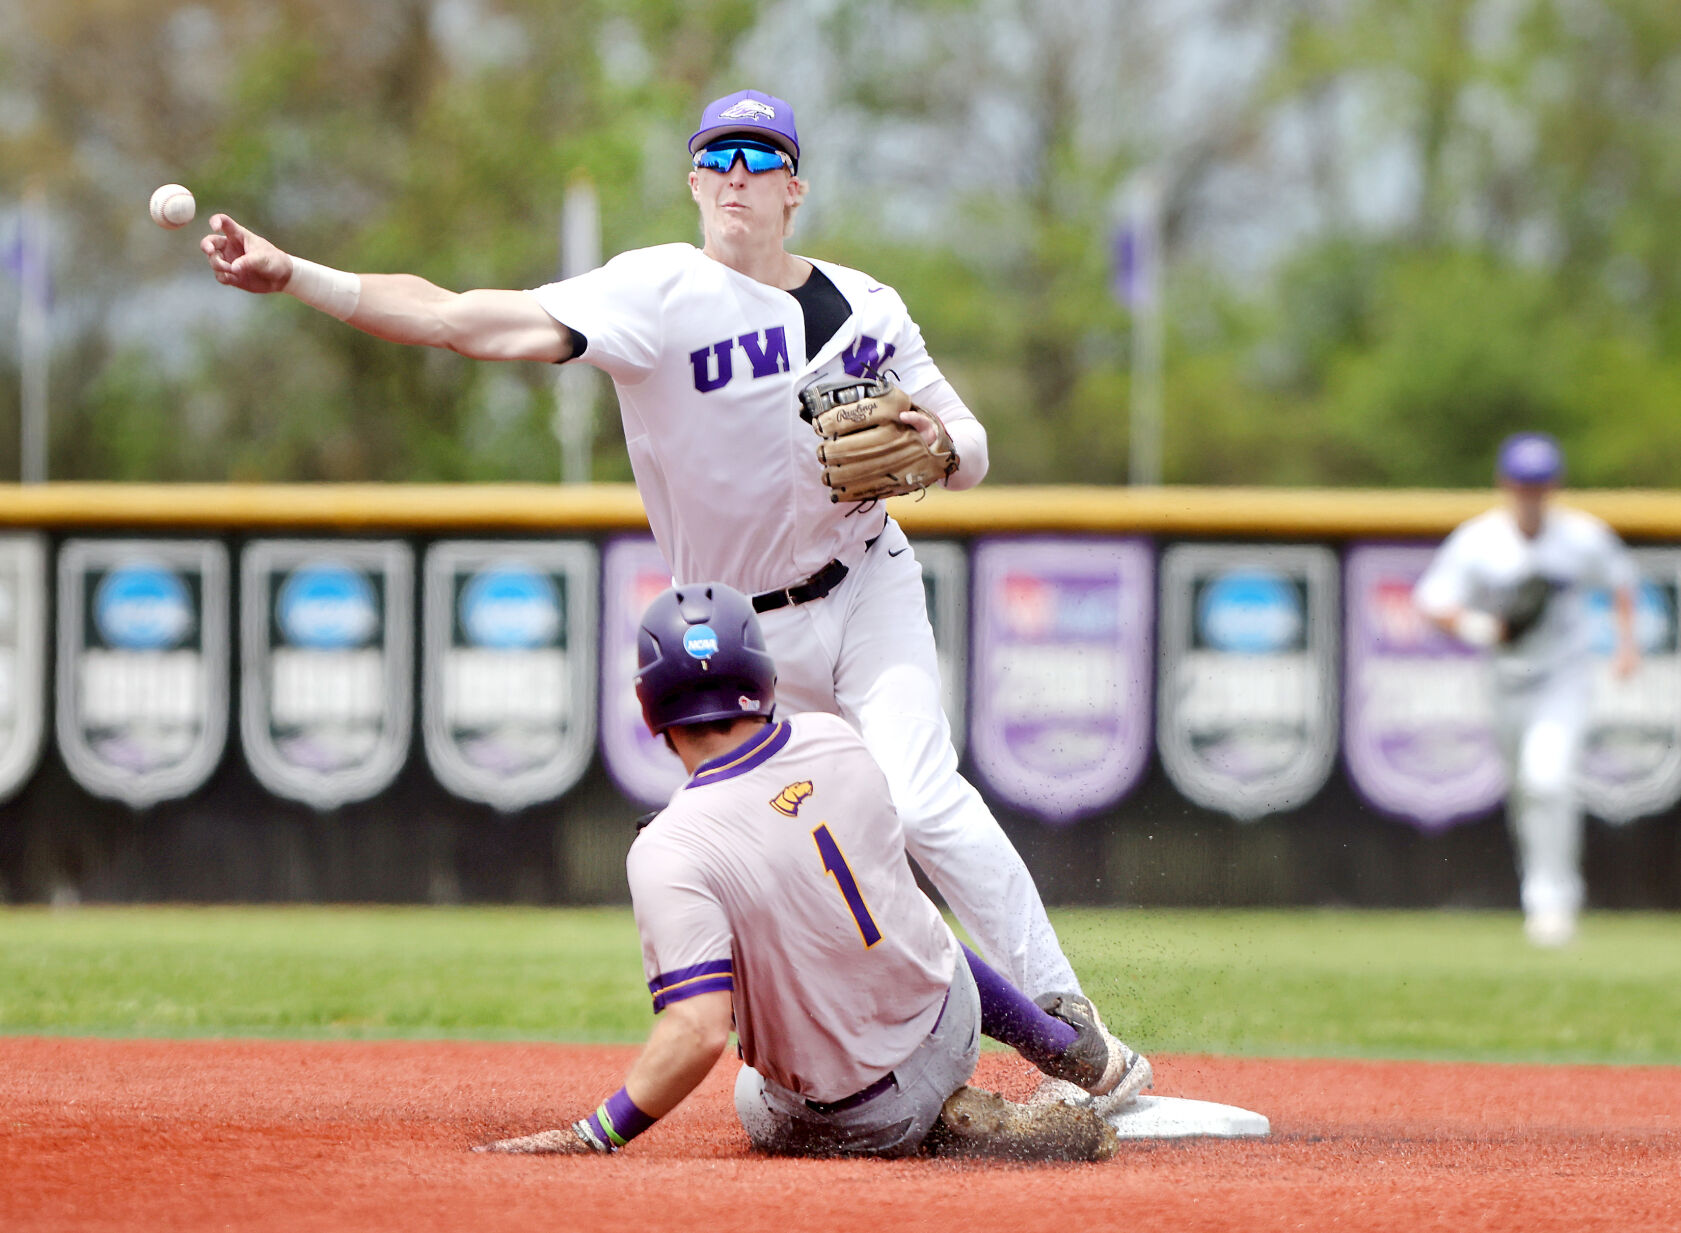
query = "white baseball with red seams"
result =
(149, 184, 196, 230)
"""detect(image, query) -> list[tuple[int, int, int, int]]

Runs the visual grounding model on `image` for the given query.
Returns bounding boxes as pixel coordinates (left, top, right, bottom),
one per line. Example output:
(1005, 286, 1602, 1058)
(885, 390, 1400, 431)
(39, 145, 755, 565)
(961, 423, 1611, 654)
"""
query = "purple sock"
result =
(582, 1086, 657, 1150)
(962, 944, 1078, 1069)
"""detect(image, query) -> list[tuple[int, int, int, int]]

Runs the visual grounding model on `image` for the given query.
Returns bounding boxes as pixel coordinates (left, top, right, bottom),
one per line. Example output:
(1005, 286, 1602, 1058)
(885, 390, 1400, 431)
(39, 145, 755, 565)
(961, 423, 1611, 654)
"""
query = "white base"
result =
(1103, 1094, 1270, 1140)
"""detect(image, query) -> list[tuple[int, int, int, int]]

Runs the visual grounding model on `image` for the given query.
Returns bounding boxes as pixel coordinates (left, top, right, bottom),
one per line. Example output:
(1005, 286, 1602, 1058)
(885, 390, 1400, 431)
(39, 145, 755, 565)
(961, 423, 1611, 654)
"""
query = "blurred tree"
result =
(1204, 0, 1681, 486)
(806, 0, 1267, 483)
(0, 0, 754, 481)
(801, 0, 1681, 487)
(3, 0, 1680, 488)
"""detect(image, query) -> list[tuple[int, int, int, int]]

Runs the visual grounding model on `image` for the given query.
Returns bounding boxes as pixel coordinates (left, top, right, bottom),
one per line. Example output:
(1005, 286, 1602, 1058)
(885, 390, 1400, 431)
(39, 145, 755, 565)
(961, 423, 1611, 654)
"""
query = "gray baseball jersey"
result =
(626, 712, 960, 1104)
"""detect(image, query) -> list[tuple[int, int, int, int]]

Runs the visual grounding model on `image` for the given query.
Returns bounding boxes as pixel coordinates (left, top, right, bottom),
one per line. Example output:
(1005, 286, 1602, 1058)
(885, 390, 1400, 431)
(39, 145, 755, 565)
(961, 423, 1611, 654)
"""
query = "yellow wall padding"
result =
(0, 483, 1675, 539)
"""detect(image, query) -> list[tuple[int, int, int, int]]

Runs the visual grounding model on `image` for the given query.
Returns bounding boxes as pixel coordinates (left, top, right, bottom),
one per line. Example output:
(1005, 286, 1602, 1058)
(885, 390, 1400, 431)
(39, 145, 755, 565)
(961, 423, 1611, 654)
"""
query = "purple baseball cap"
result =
(1497, 432, 1565, 485)
(689, 89, 800, 167)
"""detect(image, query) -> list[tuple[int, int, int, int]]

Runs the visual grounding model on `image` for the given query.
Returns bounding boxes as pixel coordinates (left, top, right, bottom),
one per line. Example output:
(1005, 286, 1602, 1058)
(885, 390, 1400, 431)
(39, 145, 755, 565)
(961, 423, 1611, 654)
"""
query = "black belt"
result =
(800, 985, 948, 1117)
(751, 534, 881, 614)
(805, 1070, 897, 1115)
(753, 557, 850, 614)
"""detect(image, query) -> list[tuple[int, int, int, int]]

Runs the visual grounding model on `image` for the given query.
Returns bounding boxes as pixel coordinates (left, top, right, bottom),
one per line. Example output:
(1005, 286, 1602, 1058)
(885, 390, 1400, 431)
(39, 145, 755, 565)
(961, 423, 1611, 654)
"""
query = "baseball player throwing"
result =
(477, 583, 1147, 1159)
(202, 89, 1132, 1069)
(1414, 433, 1639, 946)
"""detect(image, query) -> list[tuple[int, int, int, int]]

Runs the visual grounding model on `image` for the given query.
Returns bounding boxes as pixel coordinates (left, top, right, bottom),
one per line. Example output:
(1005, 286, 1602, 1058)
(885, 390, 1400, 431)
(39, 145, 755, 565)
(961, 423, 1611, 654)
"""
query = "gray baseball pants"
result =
(732, 956, 980, 1158)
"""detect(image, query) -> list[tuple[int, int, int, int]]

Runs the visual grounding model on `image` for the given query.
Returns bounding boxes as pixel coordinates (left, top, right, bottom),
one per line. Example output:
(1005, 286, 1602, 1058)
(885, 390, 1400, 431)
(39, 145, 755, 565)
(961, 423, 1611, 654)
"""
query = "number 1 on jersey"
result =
(812, 824, 882, 948)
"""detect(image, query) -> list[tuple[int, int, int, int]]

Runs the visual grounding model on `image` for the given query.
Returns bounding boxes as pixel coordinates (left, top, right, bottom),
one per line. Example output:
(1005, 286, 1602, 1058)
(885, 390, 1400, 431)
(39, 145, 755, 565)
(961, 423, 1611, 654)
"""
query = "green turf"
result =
(2, 906, 1678, 1064)
(1057, 908, 1681, 1065)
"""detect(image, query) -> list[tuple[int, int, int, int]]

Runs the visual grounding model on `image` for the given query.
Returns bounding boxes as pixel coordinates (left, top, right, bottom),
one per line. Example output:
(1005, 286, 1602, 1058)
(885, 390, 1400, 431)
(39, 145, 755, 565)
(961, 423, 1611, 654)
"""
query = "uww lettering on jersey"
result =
(687, 330, 898, 393)
(690, 327, 791, 392)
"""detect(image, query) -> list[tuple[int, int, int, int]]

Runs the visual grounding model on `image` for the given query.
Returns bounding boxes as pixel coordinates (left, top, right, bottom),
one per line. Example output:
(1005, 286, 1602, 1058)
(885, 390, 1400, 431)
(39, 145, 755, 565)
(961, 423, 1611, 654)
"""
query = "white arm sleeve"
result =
(912, 378, 989, 490)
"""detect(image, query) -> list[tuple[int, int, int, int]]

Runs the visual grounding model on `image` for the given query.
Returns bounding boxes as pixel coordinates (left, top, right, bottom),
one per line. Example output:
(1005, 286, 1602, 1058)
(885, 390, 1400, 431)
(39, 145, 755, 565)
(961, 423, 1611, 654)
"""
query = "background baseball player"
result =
(200, 88, 1133, 1074)
(1414, 432, 1640, 947)
(477, 584, 1147, 1160)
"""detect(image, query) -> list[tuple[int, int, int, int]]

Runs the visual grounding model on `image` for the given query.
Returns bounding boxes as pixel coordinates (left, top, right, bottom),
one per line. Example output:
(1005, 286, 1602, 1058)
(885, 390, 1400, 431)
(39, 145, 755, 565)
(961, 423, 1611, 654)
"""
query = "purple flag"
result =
(3, 213, 53, 311)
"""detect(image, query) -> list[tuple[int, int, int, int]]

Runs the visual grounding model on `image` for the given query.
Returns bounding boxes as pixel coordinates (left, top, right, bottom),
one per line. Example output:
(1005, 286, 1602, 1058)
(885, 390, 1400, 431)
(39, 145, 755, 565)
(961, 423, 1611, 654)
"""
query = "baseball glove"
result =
(1499, 575, 1555, 642)
(799, 376, 960, 503)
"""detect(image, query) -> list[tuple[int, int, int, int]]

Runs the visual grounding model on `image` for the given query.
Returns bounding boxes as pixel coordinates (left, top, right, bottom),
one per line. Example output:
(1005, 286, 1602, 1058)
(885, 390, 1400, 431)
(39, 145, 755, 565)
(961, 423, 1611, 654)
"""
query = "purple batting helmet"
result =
(634, 583, 776, 734)
(1497, 432, 1565, 485)
(689, 89, 800, 167)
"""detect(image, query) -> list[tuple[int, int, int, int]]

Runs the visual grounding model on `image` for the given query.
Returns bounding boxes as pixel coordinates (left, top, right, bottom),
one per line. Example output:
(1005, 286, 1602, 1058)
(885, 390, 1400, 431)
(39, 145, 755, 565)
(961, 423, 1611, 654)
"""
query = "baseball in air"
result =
(148, 183, 196, 230)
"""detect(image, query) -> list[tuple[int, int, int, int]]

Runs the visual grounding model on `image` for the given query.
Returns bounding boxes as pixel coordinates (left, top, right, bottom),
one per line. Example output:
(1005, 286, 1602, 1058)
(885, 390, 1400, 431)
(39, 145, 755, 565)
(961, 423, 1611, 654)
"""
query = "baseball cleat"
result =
(925, 1086, 1118, 1162)
(1034, 992, 1153, 1114)
(1029, 1076, 1094, 1108)
(1524, 909, 1577, 948)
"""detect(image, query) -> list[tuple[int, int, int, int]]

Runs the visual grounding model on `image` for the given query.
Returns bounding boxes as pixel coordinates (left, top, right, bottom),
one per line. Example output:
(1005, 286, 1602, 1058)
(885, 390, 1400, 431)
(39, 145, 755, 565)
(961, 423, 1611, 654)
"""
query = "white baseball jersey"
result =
(626, 712, 960, 1103)
(528, 244, 975, 595)
(1414, 505, 1637, 677)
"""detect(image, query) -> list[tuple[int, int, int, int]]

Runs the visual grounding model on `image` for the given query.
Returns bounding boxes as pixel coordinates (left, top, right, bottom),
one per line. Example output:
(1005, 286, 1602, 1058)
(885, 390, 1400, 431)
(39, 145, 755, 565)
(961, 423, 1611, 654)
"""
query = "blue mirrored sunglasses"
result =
(692, 139, 795, 175)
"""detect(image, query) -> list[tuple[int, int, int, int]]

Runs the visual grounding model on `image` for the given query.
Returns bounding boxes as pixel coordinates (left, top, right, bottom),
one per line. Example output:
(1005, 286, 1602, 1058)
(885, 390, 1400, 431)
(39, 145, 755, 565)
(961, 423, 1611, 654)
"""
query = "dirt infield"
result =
(3, 1039, 1677, 1233)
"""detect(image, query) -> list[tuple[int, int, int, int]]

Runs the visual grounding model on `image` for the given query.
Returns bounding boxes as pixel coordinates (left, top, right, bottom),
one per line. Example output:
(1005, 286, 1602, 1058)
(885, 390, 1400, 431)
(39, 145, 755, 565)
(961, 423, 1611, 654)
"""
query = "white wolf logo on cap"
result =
(720, 99, 776, 121)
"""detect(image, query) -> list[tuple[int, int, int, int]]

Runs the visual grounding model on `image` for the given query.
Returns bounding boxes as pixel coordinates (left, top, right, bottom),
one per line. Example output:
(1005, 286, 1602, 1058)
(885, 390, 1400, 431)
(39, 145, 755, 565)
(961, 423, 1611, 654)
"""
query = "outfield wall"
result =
(0, 483, 1676, 910)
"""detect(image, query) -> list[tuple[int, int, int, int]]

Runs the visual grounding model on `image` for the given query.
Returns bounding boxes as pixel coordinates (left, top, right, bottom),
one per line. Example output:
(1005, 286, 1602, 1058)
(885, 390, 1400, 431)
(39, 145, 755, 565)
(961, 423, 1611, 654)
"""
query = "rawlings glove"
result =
(1499, 575, 1555, 643)
(799, 376, 960, 503)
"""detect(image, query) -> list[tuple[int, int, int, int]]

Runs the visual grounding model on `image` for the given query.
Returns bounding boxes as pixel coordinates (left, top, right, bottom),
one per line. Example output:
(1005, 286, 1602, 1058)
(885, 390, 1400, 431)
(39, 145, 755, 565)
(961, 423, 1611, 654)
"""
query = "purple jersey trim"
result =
(685, 721, 791, 788)
(651, 974, 735, 1013)
(648, 958, 734, 994)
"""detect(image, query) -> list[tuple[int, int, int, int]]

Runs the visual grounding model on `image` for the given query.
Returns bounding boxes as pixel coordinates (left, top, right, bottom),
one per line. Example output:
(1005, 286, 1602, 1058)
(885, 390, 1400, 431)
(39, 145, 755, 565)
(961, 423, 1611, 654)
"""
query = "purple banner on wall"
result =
(969, 538, 1153, 824)
(1343, 543, 1503, 829)
(599, 536, 686, 808)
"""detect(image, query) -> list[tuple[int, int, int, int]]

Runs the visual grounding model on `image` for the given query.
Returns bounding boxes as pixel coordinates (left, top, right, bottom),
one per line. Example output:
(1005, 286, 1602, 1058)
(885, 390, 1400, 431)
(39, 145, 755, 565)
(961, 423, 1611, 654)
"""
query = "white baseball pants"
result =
(1490, 665, 1592, 921)
(757, 517, 1081, 999)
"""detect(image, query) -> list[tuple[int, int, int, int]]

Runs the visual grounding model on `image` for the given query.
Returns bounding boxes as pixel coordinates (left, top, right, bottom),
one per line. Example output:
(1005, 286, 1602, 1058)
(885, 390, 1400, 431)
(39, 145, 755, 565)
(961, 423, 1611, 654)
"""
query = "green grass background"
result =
(3, 906, 1679, 1064)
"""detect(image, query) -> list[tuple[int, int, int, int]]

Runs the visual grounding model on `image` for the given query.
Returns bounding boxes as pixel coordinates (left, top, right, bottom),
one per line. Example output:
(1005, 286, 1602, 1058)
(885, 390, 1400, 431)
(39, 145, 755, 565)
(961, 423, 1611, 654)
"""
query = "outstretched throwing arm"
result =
(200, 214, 574, 364)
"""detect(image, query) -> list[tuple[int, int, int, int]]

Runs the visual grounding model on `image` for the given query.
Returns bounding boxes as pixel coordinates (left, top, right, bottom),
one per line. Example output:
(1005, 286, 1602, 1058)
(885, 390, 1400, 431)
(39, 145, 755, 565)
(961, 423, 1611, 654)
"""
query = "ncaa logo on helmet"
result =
(683, 625, 720, 660)
(720, 99, 776, 121)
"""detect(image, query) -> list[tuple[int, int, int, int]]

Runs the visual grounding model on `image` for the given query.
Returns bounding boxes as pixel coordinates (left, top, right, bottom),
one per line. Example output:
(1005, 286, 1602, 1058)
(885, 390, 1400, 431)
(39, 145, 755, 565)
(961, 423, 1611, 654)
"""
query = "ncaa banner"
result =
(599, 536, 685, 807)
(422, 541, 598, 812)
(969, 538, 1153, 824)
(0, 536, 46, 804)
(1343, 543, 1503, 829)
(1579, 548, 1681, 823)
(913, 539, 969, 757)
(1158, 544, 1339, 820)
(241, 540, 413, 810)
(56, 539, 229, 808)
